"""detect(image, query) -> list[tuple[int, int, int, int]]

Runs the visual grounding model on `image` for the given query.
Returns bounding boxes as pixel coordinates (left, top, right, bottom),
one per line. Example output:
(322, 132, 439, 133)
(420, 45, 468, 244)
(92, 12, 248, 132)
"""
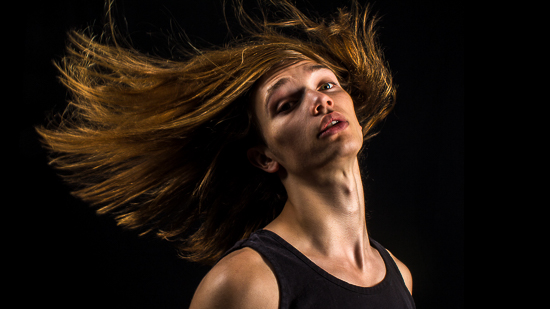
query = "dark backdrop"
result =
(21, 0, 463, 308)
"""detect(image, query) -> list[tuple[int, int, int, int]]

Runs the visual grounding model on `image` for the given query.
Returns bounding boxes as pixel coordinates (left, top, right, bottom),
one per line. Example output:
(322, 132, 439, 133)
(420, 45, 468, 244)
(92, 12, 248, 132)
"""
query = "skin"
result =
(190, 61, 412, 309)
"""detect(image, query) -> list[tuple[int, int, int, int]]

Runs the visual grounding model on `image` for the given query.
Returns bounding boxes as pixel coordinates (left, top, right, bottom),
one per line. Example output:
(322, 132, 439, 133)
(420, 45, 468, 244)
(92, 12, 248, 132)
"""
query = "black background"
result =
(21, 0, 463, 307)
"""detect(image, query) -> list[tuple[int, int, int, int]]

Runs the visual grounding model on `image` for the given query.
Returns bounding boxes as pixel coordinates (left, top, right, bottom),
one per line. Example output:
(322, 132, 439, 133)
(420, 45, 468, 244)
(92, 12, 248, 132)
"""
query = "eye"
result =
(277, 101, 295, 113)
(319, 82, 336, 91)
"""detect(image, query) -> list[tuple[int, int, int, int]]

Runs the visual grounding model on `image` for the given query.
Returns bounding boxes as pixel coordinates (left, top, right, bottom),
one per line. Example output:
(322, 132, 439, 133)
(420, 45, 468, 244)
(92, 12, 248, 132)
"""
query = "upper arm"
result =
(189, 248, 279, 309)
(386, 249, 413, 295)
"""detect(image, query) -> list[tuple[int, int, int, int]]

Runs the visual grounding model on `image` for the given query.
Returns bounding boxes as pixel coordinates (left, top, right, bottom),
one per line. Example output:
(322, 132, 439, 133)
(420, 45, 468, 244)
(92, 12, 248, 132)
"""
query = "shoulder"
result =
(189, 247, 279, 309)
(386, 249, 413, 295)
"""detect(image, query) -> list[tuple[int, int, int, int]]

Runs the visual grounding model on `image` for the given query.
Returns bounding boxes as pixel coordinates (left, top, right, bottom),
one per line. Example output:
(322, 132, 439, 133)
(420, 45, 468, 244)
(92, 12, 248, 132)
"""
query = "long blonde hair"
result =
(37, 0, 396, 265)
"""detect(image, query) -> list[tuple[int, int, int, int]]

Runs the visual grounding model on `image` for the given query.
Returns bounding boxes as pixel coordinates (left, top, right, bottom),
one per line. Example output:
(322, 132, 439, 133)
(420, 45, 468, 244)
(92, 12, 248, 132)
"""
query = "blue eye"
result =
(319, 82, 335, 90)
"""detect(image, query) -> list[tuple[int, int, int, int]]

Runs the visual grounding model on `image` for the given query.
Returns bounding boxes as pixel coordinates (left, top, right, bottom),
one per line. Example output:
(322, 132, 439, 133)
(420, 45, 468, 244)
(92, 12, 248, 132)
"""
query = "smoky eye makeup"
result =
(272, 92, 301, 115)
(261, 63, 341, 117)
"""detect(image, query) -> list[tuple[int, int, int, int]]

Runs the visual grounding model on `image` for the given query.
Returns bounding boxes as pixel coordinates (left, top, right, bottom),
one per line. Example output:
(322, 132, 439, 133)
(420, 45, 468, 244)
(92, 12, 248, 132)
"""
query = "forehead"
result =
(257, 60, 330, 91)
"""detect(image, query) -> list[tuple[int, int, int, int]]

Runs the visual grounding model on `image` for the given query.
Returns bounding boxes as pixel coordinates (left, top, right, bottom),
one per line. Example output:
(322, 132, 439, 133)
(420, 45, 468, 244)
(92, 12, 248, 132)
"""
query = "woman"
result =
(38, 0, 414, 307)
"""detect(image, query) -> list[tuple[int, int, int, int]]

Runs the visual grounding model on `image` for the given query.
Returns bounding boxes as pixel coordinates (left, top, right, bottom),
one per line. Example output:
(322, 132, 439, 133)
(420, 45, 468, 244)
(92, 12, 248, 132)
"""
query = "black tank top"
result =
(223, 229, 416, 309)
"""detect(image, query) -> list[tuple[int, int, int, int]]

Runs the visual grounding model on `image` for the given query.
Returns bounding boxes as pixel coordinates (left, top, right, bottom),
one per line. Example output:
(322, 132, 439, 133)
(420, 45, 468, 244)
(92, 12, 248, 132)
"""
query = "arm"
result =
(387, 250, 413, 295)
(189, 248, 279, 309)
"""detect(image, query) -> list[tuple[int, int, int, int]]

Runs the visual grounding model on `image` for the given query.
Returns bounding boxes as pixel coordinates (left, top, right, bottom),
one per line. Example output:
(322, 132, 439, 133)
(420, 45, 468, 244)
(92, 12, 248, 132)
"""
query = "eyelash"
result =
(277, 101, 295, 113)
(275, 82, 337, 114)
(319, 82, 336, 91)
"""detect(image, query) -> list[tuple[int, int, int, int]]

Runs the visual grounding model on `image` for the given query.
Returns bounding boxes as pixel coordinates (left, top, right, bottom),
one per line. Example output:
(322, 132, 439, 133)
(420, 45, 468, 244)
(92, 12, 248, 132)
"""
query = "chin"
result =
(341, 141, 363, 158)
(326, 136, 363, 163)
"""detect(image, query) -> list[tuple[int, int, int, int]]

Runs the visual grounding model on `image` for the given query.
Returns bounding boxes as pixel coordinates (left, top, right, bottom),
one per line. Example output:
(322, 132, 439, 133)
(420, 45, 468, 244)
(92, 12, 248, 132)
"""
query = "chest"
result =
(311, 253, 387, 288)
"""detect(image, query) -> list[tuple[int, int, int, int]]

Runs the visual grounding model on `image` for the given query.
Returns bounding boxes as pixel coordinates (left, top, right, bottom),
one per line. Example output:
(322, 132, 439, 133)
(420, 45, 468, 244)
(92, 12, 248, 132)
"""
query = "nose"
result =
(308, 90, 334, 115)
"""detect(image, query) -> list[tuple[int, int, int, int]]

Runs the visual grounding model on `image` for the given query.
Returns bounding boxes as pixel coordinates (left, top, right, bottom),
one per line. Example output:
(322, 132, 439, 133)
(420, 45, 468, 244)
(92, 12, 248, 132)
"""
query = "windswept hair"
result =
(37, 0, 396, 265)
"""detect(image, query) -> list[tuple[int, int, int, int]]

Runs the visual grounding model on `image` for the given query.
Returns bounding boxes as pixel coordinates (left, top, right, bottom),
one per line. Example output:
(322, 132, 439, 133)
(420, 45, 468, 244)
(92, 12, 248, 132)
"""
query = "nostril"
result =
(309, 90, 333, 115)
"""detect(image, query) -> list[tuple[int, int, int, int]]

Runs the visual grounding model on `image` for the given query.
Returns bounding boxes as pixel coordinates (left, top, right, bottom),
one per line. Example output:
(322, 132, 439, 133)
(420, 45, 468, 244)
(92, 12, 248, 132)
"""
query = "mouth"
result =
(318, 113, 349, 138)
(327, 120, 341, 128)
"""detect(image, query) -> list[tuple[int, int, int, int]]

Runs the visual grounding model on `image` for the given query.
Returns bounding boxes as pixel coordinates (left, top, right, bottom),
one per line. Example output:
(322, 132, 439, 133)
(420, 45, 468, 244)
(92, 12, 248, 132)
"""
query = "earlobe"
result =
(247, 147, 280, 173)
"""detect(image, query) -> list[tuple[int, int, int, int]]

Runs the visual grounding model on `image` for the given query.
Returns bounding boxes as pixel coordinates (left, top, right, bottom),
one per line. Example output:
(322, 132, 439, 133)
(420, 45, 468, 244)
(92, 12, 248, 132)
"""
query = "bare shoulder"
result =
(189, 247, 279, 309)
(386, 249, 413, 295)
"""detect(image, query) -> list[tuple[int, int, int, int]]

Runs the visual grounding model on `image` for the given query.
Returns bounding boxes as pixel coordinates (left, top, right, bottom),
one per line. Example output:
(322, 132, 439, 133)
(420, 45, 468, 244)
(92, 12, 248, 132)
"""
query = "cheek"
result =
(342, 96, 362, 131)
(263, 116, 310, 163)
(271, 118, 307, 148)
(338, 94, 363, 144)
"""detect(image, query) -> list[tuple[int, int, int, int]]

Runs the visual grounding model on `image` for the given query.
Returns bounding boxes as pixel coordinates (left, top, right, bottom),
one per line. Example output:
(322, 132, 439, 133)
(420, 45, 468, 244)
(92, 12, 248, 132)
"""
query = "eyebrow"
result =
(264, 64, 330, 114)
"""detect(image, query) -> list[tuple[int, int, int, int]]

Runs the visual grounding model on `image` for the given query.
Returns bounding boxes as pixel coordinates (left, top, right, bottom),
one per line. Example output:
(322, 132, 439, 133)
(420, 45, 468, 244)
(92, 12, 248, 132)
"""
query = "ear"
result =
(247, 146, 280, 173)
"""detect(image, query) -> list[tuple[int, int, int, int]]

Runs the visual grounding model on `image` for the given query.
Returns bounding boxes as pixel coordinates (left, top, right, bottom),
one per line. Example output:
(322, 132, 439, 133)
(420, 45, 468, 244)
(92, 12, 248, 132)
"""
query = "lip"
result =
(318, 112, 349, 138)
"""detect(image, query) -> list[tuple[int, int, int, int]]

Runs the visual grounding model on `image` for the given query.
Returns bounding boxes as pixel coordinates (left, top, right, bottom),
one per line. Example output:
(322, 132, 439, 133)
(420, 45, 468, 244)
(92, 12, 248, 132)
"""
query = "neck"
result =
(265, 157, 371, 268)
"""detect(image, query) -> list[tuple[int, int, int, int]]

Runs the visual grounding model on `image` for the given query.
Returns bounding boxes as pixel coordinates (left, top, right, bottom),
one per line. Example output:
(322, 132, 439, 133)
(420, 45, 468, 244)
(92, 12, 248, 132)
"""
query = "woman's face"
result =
(249, 60, 363, 176)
